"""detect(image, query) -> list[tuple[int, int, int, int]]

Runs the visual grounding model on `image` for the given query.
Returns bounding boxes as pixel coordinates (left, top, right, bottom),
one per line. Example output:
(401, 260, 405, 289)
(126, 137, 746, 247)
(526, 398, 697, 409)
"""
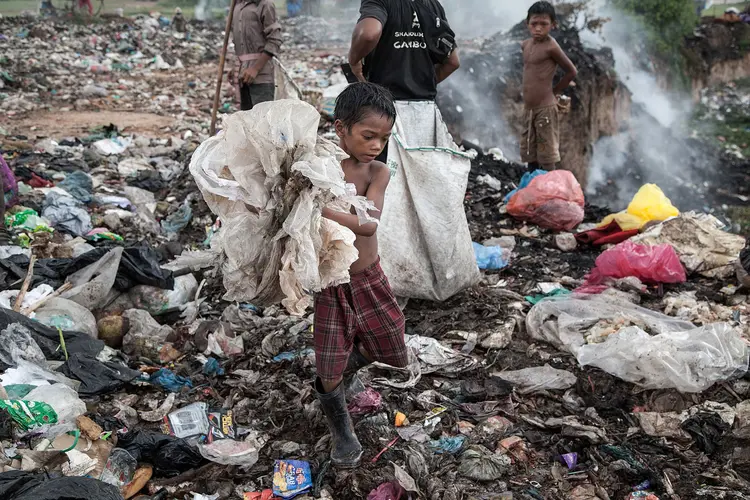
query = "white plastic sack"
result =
(379, 101, 479, 301)
(34, 297, 98, 338)
(526, 296, 749, 392)
(61, 247, 122, 310)
(190, 100, 372, 315)
(492, 364, 577, 394)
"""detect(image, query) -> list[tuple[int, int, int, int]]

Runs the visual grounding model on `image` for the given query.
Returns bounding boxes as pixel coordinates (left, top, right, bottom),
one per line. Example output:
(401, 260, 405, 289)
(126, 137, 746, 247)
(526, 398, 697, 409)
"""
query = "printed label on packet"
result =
(273, 460, 312, 499)
(162, 402, 209, 438)
(0, 400, 58, 431)
(206, 409, 235, 443)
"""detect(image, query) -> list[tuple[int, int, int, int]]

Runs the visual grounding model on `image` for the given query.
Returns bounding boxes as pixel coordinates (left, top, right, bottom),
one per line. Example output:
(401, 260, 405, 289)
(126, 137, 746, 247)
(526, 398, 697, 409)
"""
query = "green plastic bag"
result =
(0, 399, 58, 430)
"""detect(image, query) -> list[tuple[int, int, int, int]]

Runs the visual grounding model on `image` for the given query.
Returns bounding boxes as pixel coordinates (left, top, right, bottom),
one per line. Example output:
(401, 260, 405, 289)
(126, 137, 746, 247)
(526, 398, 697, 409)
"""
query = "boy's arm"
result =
(322, 166, 389, 237)
(550, 42, 578, 95)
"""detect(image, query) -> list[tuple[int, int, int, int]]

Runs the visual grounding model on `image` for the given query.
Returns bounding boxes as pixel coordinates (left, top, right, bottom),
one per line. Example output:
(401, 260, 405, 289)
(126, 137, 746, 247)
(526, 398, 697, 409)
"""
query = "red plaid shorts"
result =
(314, 258, 407, 383)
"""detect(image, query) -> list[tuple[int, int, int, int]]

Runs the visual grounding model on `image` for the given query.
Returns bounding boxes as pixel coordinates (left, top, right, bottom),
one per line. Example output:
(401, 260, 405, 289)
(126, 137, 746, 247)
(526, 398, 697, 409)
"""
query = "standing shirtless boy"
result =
(521, 1, 577, 170)
(314, 82, 408, 468)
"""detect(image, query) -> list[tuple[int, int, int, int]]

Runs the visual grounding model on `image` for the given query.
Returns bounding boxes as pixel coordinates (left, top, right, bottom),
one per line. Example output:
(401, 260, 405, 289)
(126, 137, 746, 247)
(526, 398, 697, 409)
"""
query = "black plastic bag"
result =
(0, 309, 103, 361)
(58, 352, 141, 396)
(0, 471, 124, 500)
(118, 429, 205, 477)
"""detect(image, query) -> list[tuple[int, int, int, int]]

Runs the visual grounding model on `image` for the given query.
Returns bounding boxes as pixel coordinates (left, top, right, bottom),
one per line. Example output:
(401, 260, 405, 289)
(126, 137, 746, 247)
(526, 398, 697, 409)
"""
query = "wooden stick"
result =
(21, 282, 73, 316)
(210, 0, 238, 136)
(13, 256, 36, 312)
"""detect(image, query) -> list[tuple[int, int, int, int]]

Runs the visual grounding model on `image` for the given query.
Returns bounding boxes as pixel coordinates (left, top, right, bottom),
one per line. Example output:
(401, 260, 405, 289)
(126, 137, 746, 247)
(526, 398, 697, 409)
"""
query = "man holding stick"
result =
(230, 0, 282, 111)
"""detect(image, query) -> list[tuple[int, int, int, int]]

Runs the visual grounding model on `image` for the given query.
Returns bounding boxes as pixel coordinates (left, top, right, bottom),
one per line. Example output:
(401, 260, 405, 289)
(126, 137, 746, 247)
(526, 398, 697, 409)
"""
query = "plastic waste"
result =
(94, 137, 131, 156)
(129, 274, 198, 316)
(163, 402, 210, 438)
(599, 184, 679, 231)
(4, 208, 53, 233)
(526, 296, 749, 392)
(272, 459, 312, 499)
(198, 432, 267, 467)
(1, 154, 19, 208)
(62, 247, 122, 310)
(34, 297, 98, 338)
(122, 309, 175, 362)
(632, 212, 746, 279)
(457, 445, 511, 481)
(190, 100, 375, 314)
(0, 471, 125, 500)
(100, 448, 138, 491)
(59, 352, 141, 396)
(507, 170, 585, 231)
(161, 201, 192, 233)
(347, 387, 382, 417)
(118, 429, 204, 477)
(429, 435, 466, 455)
(472, 242, 509, 270)
(580, 241, 686, 291)
(491, 364, 577, 394)
(2, 384, 87, 436)
(87, 229, 124, 242)
(149, 369, 193, 392)
(0, 284, 54, 311)
(58, 171, 94, 204)
(503, 169, 546, 203)
(367, 482, 405, 500)
(42, 191, 93, 236)
(407, 334, 477, 375)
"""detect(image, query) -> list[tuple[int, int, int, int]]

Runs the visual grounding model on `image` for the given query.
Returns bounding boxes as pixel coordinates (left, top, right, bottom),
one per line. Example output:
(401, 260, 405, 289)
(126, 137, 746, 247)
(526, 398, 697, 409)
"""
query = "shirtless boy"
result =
(521, 1, 578, 170)
(314, 82, 408, 468)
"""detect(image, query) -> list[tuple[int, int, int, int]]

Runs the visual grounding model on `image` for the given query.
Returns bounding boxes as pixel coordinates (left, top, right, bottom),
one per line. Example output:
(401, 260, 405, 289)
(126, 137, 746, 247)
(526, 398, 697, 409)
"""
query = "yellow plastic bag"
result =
(598, 184, 678, 230)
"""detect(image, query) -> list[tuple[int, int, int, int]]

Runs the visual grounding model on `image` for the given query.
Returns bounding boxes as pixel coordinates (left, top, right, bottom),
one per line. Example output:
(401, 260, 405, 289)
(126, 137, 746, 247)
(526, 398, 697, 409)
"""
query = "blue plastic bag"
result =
(149, 369, 193, 392)
(504, 169, 548, 204)
(473, 242, 509, 270)
(273, 459, 312, 499)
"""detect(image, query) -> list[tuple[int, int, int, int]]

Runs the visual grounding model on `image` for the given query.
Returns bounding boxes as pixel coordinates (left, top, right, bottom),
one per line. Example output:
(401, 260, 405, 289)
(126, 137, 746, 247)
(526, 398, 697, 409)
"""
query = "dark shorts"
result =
(314, 259, 407, 383)
(240, 83, 275, 111)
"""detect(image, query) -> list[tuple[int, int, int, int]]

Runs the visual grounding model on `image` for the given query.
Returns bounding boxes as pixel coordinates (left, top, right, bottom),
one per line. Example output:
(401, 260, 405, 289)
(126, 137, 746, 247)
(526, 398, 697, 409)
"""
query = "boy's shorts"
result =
(520, 104, 561, 166)
(314, 258, 407, 383)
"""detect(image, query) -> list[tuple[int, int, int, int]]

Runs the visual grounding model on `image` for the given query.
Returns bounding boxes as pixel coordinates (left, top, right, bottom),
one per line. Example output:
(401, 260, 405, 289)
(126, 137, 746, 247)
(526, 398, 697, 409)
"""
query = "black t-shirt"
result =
(359, 0, 450, 101)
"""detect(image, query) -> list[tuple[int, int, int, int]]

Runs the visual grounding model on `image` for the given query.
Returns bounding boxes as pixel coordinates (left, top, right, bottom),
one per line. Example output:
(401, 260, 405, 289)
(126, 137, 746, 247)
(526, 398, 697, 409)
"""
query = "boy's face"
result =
(527, 14, 554, 41)
(335, 110, 393, 164)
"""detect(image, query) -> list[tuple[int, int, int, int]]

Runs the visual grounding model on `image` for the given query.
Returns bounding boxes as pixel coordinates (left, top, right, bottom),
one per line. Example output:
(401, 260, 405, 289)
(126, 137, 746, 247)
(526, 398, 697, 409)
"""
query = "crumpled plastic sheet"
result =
(632, 211, 746, 279)
(0, 471, 124, 500)
(190, 100, 377, 315)
(457, 445, 511, 481)
(347, 387, 382, 417)
(42, 191, 93, 236)
(491, 364, 577, 394)
(526, 296, 749, 392)
(579, 241, 686, 292)
(197, 431, 266, 467)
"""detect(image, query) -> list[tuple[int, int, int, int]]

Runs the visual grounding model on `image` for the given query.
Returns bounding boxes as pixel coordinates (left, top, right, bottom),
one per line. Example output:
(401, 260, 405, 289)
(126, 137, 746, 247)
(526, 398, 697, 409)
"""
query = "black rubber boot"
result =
(344, 344, 371, 377)
(316, 378, 363, 468)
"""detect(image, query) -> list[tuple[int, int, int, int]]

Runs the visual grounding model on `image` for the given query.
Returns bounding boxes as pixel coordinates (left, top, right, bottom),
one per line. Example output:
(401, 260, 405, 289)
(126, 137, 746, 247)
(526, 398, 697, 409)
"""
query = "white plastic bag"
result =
(526, 296, 749, 392)
(62, 247, 122, 310)
(379, 101, 479, 301)
(492, 364, 577, 394)
(34, 297, 98, 338)
(190, 100, 371, 315)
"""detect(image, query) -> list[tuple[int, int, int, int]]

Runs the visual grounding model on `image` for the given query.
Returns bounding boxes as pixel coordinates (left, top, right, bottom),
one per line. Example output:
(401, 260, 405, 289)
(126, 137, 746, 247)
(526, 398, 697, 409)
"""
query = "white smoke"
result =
(441, 0, 536, 37)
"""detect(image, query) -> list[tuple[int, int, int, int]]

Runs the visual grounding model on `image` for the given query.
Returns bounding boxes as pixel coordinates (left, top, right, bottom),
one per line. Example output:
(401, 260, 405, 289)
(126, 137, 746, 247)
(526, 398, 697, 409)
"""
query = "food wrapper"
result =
(206, 409, 235, 443)
(162, 402, 209, 438)
(0, 399, 58, 430)
(272, 460, 312, 499)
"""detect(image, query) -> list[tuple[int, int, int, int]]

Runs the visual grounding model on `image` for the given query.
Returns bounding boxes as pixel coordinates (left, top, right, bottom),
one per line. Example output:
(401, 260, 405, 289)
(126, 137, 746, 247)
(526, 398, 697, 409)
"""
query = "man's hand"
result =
(240, 65, 259, 85)
(351, 60, 366, 82)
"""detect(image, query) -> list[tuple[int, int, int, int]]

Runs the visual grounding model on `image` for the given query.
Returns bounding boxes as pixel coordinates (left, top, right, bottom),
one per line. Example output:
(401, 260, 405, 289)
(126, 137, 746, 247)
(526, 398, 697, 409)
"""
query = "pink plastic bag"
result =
(581, 241, 686, 290)
(347, 387, 382, 417)
(367, 482, 405, 500)
(507, 170, 584, 231)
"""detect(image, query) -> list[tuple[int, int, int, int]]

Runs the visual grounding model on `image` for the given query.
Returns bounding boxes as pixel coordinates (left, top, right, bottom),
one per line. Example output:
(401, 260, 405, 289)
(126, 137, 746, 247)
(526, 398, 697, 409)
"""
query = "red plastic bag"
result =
(582, 241, 686, 290)
(507, 170, 584, 231)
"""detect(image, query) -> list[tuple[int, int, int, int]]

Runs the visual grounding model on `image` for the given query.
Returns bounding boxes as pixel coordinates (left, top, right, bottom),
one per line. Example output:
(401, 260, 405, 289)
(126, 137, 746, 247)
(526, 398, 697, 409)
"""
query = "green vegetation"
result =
(610, 0, 699, 88)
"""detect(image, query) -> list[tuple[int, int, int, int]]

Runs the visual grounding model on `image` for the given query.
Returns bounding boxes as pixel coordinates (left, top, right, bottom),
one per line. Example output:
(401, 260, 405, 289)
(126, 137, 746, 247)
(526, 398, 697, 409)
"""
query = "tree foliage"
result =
(610, 0, 699, 55)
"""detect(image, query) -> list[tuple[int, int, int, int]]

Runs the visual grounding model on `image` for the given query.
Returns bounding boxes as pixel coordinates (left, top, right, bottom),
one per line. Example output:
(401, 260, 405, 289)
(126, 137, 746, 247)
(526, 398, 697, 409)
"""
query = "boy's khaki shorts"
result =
(521, 104, 561, 166)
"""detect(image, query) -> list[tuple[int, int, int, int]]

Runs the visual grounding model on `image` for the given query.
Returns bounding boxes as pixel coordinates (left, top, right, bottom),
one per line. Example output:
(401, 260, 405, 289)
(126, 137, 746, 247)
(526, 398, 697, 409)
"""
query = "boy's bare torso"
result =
(522, 37, 559, 109)
(341, 158, 385, 273)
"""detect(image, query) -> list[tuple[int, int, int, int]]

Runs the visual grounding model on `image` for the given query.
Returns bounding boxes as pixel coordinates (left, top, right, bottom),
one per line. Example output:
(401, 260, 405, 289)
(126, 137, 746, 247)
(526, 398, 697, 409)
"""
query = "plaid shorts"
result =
(314, 258, 407, 383)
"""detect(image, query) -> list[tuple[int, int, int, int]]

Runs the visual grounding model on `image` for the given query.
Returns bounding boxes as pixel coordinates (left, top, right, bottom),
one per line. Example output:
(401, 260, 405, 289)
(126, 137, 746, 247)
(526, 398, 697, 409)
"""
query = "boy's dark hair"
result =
(527, 1, 556, 23)
(334, 82, 396, 130)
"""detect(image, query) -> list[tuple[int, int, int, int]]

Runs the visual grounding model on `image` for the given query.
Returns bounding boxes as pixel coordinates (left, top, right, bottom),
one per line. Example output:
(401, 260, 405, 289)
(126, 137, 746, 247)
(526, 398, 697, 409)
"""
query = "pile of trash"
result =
(1, 11, 750, 500)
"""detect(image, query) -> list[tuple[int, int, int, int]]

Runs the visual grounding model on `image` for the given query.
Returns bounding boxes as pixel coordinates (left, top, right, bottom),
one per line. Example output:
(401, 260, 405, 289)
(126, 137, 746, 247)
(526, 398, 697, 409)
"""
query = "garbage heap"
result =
(0, 12, 749, 500)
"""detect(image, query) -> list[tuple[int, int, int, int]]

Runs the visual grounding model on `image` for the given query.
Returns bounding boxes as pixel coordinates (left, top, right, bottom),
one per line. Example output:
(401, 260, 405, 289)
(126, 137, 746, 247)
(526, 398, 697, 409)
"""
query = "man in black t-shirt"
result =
(348, 0, 460, 102)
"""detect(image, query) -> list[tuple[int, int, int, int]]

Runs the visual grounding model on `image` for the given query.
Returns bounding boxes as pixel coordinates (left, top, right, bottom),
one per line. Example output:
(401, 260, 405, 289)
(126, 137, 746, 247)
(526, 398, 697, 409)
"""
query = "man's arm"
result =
(550, 42, 577, 95)
(348, 18, 383, 82)
(436, 48, 460, 84)
(322, 167, 389, 237)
